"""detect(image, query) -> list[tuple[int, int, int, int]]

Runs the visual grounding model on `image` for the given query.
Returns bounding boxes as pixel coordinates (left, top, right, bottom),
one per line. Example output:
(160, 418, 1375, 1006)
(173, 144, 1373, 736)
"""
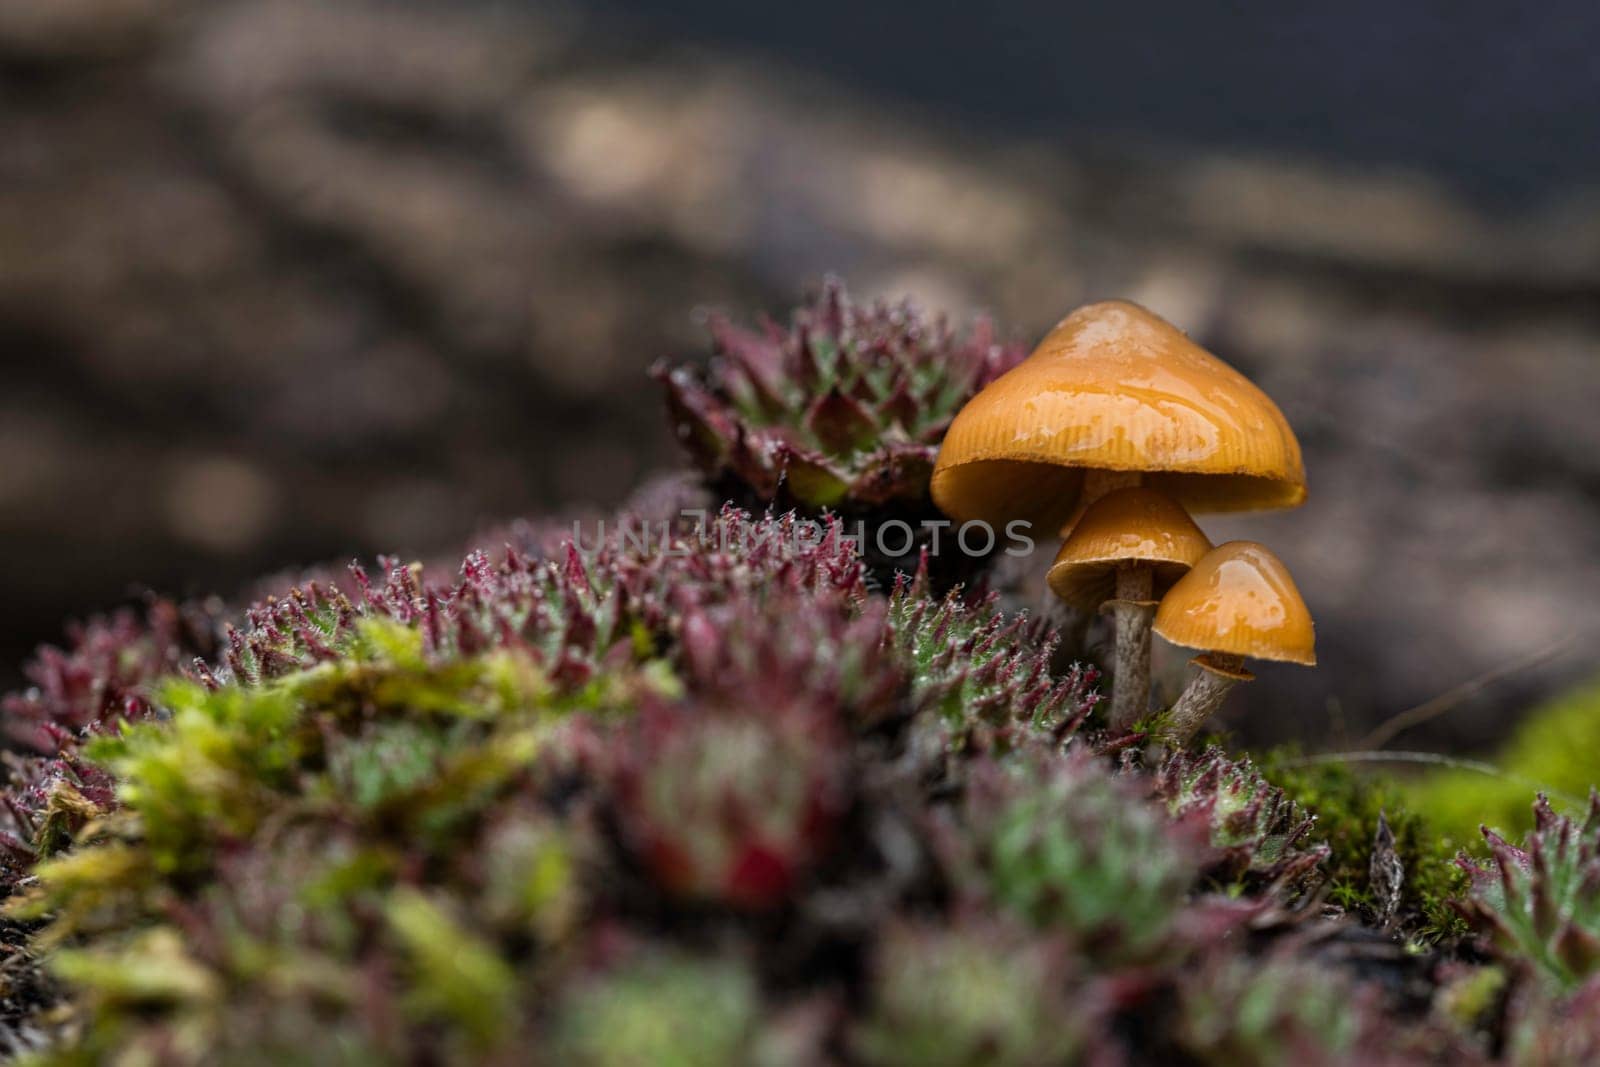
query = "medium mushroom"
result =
(1152, 541, 1316, 744)
(1046, 487, 1211, 731)
(931, 300, 1306, 536)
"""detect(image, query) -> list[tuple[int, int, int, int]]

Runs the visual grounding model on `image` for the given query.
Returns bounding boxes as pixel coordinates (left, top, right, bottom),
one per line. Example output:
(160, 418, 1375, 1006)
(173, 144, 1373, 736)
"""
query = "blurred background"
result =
(1, 0, 1597, 751)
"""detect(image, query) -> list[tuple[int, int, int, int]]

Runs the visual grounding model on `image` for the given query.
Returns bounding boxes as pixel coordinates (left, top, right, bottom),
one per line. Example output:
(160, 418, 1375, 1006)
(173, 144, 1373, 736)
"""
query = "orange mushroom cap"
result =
(930, 300, 1306, 531)
(1046, 488, 1212, 611)
(1152, 541, 1316, 666)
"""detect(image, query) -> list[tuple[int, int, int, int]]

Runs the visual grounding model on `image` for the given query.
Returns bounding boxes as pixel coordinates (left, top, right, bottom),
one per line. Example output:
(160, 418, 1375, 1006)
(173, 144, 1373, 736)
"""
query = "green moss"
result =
(5, 632, 621, 1061)
(1259, 751, 1469, 940)
(0, 451, 1559, 1061)
(1402, 678, 1600, 845)
(67, 626, 600, 883)
(1432, 964, 1506, 1038)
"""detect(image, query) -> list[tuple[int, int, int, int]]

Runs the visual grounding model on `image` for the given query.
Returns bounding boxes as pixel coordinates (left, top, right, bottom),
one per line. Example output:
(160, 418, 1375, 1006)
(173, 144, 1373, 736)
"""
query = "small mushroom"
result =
(1046, 488, 1211, 731)
(931, 301, 1306, 536)
(1152, 540, 1315, 744)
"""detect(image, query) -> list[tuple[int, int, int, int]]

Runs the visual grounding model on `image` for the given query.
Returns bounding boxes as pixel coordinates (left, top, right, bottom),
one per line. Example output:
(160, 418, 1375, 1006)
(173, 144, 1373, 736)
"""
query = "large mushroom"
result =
(931, 300, 1306, 535)
(1046, 487, 1211, 731)
(1152, 540, 1316, 743)
(931, 300, 1305, 725)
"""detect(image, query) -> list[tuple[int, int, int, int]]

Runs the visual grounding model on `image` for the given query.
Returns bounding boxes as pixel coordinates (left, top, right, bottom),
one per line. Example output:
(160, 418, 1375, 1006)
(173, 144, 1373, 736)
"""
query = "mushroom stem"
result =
(1107, 564, 1155, 732)
(1064, 469, 1149, 731)
(1162, 653, 1250, 744)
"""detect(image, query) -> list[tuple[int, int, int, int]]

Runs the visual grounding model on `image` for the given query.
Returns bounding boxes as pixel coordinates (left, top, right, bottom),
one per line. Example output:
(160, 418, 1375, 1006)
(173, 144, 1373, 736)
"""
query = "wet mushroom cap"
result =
(1046, 487, 1212, 611)
(1152, 540, 1316, 666)
(930, 300, 1306, 531)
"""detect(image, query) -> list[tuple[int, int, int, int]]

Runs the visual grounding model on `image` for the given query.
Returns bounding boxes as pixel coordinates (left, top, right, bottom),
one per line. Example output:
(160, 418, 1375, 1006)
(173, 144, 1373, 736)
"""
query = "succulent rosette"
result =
(657, 278, 1025, 513)
(656, 279, 1028, 587)
(1457, 792, 1600, 990)
(1155, 747, 1329, 893)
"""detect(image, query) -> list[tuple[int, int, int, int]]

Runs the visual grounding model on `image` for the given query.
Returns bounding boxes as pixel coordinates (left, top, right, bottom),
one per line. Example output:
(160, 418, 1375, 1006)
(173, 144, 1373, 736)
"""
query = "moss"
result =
(0, 504, 1502, 1062)
(1259, 750, 1469, 940)
(49, 928, 219, 1010)
(1433, 963, 1507, 1040)
(1403, 678, 1600, 845)
(9, 647, 606, 1061)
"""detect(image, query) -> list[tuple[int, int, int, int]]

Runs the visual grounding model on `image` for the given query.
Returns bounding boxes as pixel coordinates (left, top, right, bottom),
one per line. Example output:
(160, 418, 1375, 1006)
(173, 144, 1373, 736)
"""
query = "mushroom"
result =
(1046, 487, 1212, 731)
(1151, 541, 1316, 744)
(931, 300, 1306, 537)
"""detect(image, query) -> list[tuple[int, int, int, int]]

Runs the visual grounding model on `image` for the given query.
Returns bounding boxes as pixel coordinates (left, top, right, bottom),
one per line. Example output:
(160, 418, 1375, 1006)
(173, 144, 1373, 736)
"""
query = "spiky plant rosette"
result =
(1155, 747, 1330, 894)
(216, 507, 868, 692)
(886, 563, 1102, 752)
(850, 917, 1116, 1067)
(1456, 792, 1600, 990)
(655, 279, 1028, 586)
(656, 278, 1025, 513)
(1173, 949, 1416, 1067)
(607, 593, 866, 909)
(552, 945, 813, 1067)
(1503, 972, 1600, 1066)
(944, 750, 1256, 970)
